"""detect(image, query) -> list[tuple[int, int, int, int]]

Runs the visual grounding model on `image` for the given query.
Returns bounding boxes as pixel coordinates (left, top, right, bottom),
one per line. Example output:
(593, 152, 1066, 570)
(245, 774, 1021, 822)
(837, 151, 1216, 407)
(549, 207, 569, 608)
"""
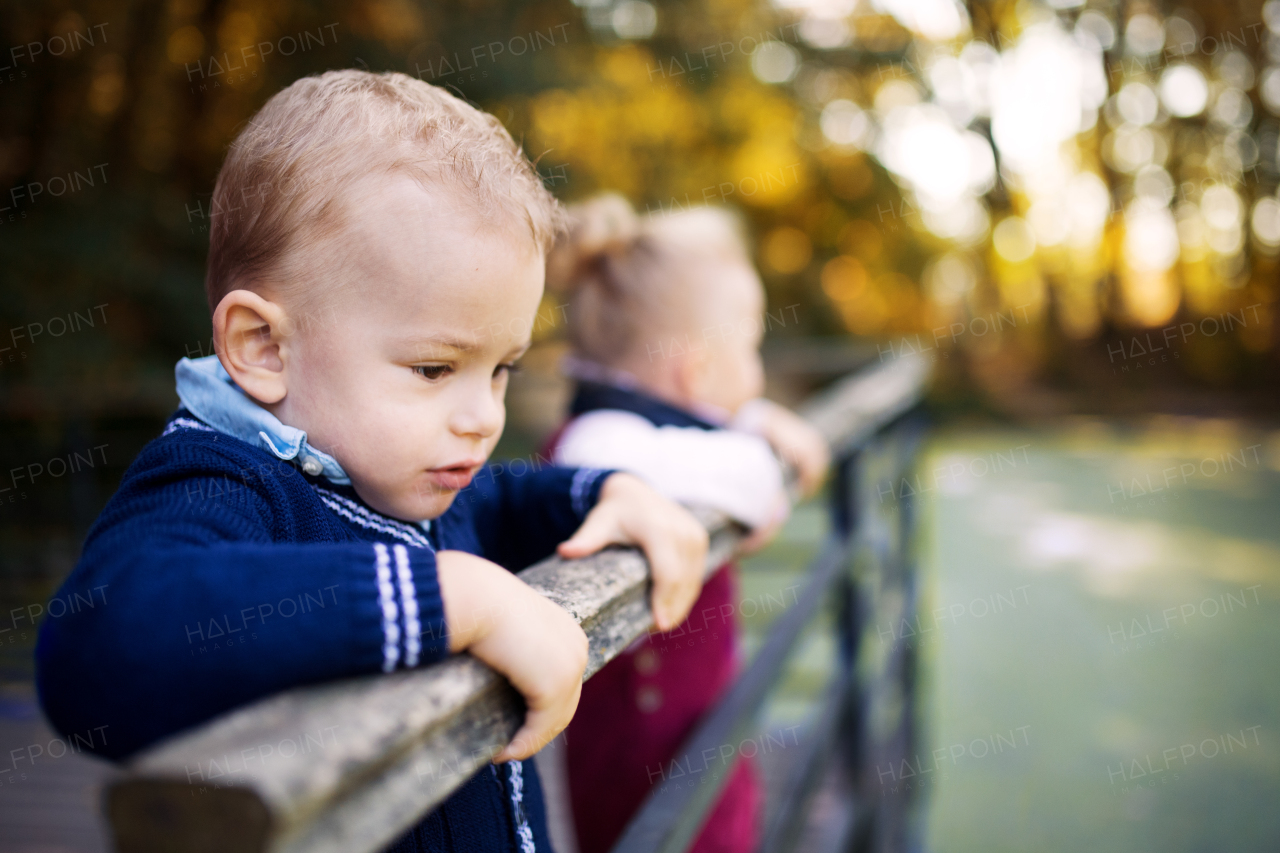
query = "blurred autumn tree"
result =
(3, 1, 1276, 423)
(2, 0, 1279, 622)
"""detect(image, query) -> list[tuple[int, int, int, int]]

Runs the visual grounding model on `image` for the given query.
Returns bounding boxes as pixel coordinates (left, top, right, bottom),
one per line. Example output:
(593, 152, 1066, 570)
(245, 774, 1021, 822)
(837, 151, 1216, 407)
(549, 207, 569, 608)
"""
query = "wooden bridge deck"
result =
(0, 681, 115, 853)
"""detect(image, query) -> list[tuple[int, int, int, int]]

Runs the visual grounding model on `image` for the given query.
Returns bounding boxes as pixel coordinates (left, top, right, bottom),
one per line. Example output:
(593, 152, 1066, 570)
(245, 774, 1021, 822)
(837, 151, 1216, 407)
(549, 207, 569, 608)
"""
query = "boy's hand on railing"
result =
(557, 472, 709, 632)
(758, 401, 831, 498)
(436, 550, 588, 763)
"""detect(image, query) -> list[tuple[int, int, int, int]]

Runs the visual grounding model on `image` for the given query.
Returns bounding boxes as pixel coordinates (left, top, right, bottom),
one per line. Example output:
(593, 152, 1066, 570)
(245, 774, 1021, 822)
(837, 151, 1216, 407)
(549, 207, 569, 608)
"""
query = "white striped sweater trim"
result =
(309, 489, 432, 673)
(508, 761, 536, 853)
(392, 544, 422, 668)
(373, 543, 401, 673)
(318, 494, 422, 549)
(164, 415, 431, 674)
(569, 467, 609, 519)
(312, 485, 434, 550)
(162, 417, 217, 436)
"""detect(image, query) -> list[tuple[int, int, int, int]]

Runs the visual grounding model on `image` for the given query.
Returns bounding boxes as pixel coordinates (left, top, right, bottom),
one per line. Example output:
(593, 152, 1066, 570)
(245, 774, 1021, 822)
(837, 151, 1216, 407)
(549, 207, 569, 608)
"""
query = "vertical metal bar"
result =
(831, 449, 863, 788)
(755, 448, 869, 853)
(832, 450, 860, 669)
(754, 671, 852, 853)
(869, 414, 927, 853)
(885, 432, 912, 853)
(896, 416, 926, 853)
(829, 450, 859, 540)
(865, 431, 892, 853)
(834, 448, 870, 853)
(860, 422, 916, 853)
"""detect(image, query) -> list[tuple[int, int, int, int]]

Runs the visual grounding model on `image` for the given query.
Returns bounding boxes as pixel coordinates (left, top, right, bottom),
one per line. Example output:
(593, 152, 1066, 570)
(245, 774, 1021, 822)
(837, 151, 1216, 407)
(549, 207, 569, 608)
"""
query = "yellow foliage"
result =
(167, 26, 205, 65)
(601, 46, 653, 87)
(218, 12, 258, 52)
(360, 0, 426, 44)
(821, 256, 867, 302)
(762, 227, 812, 274)
(1120, 270, 1182, 327)
(528, 51, 805, 209)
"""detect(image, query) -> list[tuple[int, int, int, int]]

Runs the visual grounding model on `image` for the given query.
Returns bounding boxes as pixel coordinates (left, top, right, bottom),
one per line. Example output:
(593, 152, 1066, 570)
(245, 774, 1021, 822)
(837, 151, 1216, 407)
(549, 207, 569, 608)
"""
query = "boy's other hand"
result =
(759, 402, 830, 498)
(437, 550, 588, 763)
(557, 472, 709, 632)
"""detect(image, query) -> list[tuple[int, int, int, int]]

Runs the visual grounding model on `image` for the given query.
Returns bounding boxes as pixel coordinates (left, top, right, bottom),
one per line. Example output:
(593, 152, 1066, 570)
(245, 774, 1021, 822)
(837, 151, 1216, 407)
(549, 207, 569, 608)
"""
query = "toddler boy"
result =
(35, 70, 707, 853)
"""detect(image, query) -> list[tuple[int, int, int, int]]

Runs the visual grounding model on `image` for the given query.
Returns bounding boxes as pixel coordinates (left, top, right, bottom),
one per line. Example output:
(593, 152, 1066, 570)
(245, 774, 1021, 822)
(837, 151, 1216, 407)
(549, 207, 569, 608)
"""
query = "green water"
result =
(920, 423, 1280, 852)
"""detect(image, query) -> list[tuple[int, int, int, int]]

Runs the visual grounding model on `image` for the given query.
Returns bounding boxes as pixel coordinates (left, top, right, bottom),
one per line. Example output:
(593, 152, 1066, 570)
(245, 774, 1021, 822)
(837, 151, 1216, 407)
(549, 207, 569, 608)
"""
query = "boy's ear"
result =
(212, 289, 292, 405)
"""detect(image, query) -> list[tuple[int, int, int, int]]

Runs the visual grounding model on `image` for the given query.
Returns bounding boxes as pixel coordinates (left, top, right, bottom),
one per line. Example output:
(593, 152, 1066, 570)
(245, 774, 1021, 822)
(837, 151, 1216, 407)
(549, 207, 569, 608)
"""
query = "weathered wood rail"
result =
(104, 353, 931, 853)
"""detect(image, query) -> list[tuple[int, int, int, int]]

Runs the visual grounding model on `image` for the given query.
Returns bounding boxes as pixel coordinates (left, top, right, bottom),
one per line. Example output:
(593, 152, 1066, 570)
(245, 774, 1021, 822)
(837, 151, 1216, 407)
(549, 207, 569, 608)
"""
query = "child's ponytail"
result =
(545, 193, 641, 295)
(547, 193, 753, 370)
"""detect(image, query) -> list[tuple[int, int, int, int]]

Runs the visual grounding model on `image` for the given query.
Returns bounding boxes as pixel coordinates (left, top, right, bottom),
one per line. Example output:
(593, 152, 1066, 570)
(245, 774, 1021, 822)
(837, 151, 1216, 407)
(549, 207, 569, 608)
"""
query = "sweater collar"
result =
(174, 355, 351, 485)
(563, 357, 724, 431)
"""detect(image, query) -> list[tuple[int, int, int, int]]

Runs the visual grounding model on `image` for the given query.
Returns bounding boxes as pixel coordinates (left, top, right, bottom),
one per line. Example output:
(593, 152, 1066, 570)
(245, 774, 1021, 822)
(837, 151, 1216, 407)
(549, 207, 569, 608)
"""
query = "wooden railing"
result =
(103, 353, 932, 853)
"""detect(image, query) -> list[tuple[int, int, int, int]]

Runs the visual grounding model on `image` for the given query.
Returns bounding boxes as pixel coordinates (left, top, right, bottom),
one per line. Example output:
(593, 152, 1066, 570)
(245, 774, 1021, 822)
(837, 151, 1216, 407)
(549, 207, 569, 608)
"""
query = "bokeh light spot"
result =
(993, 217, 1036, 263)
(1125, 13, 1165, 56)
(821, 255, 868, 301)
(1159, 65, 1208, 118)
(820, 99, 873, 148)
(612, 1, 657, 40)
(751, 40, 799, 84)
(763, 227, 813, 274)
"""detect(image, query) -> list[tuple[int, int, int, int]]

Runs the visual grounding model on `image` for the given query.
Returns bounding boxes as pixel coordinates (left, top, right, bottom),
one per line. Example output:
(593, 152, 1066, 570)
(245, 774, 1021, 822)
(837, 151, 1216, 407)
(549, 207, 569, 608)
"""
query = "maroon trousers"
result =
(564, 565, 761, 853)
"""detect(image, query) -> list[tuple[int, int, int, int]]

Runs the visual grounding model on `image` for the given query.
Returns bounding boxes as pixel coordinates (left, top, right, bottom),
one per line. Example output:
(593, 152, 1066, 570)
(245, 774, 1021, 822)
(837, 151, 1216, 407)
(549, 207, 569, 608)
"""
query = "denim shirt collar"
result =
(174, 355, 351, 485)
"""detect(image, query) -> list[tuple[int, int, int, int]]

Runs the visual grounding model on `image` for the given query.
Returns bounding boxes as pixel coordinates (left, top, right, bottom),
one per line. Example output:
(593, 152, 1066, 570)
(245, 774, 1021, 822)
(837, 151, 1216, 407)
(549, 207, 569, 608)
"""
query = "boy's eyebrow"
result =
(403, 334, 533, 359)
(404, 333, 483, 355)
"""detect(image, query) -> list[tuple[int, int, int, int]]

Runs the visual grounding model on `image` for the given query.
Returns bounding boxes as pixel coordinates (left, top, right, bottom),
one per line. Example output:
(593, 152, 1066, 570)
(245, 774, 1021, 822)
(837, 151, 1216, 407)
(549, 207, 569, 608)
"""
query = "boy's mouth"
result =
(425, 460, 483, 491)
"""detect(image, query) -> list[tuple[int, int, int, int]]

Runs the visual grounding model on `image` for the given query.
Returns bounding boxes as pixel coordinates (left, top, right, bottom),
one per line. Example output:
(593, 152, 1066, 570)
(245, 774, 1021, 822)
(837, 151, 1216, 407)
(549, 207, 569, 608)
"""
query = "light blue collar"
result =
(174, 356, 351, 485)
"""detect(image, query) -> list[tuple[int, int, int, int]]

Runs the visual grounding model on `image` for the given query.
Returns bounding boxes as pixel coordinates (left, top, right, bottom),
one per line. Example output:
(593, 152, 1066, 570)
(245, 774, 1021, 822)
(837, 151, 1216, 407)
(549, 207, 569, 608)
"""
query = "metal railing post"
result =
(862, 416, 927, 853)
(831, 447, 864, 784)
(894, 416, 927, 853)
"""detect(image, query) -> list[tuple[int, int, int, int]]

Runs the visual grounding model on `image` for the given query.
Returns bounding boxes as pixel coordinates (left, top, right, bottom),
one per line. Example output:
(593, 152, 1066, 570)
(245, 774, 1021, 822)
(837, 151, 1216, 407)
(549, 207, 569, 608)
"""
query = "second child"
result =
(544, 195, 830, 853)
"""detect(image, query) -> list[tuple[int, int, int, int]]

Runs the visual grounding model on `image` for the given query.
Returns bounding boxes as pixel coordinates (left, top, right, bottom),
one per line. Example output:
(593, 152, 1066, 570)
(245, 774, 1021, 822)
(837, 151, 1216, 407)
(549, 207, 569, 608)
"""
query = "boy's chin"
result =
(401, 491, 459, 522)
(355, 485, 458, 523)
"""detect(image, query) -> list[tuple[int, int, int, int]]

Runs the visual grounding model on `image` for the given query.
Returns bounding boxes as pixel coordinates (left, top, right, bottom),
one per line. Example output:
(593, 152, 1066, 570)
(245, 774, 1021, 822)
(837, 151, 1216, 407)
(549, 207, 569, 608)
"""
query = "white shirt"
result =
(553, 408, 787, 530)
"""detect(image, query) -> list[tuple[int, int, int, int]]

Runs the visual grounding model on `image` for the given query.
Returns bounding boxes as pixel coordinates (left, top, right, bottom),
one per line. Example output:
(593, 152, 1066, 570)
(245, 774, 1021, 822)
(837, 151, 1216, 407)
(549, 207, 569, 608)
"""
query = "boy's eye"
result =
(494, 361, 522, 379)
(413, 364, 452, 381)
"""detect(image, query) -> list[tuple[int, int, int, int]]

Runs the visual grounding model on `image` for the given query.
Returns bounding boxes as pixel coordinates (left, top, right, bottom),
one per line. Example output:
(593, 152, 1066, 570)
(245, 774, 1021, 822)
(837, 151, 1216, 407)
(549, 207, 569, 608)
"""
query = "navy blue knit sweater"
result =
(35, 411, 612, 853)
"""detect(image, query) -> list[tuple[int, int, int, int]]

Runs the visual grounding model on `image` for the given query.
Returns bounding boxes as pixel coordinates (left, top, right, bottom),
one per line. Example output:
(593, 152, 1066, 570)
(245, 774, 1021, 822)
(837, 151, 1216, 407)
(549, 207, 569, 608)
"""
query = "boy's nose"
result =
(450, 387, 504, 438)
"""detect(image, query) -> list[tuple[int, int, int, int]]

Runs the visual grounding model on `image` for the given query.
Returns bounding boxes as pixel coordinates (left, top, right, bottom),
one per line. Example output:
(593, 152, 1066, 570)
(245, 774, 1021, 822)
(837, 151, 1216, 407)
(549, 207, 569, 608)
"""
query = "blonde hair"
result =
(206, 69, 562, 313)
(547, 194, 754, 367)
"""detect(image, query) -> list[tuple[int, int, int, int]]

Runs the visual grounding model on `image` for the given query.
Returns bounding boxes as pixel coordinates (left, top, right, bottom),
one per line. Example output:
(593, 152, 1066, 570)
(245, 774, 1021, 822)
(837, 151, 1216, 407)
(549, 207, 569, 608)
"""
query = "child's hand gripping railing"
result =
(103, 353, 932, 853)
